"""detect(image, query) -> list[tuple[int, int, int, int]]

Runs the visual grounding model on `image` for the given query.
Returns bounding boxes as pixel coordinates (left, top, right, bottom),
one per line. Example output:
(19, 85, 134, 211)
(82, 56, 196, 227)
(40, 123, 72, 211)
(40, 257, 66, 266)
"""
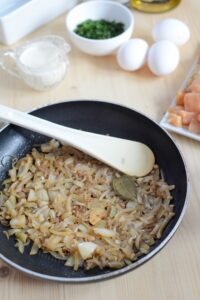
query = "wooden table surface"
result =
(0, 1, 200, 299)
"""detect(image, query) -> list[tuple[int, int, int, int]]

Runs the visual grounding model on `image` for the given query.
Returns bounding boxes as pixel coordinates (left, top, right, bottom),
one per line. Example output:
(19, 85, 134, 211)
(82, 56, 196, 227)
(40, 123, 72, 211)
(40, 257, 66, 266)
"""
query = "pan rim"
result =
(0, 99, 189, 283)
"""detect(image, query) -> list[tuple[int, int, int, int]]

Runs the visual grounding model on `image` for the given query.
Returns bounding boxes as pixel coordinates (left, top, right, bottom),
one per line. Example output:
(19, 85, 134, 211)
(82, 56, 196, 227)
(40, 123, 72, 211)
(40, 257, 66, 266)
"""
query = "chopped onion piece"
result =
(36, 189, 49, 202)
(10, 215, 26, 228)
(77, 224, 88, 233)
(94, 228, 115, 237)
(78, 242, 97, 259)
(30, 243, 39, 255)
(28, 189, 37, 201)
(65, 256, 74, 267)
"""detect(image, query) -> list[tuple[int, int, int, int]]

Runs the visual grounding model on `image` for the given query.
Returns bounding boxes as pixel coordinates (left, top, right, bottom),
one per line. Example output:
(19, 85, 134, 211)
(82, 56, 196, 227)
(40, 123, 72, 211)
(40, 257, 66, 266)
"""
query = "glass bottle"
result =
(130, 0, 181, 13)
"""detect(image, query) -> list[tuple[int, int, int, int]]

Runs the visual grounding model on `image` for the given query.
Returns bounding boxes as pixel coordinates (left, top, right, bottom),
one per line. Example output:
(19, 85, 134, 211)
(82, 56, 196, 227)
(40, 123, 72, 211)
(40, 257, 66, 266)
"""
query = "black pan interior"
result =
(0, 101, 187, 281)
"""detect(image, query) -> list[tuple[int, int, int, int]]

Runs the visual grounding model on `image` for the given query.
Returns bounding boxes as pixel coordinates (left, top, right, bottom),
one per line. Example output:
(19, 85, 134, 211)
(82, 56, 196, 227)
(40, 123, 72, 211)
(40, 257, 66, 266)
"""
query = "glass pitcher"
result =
(0, 35, 71, 91)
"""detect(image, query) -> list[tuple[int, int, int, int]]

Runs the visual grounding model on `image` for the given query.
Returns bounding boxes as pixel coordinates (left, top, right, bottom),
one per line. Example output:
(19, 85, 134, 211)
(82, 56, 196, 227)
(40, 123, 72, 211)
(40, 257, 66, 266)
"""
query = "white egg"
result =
(117, 39, 149, 71)
(152, 18, 190, 46)
(147, 41, 180, 76)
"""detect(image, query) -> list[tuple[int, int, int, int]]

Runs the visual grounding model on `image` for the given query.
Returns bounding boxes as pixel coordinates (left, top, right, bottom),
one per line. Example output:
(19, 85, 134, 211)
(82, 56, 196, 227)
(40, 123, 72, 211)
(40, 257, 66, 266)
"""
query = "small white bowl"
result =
(65, 1, 134, 56)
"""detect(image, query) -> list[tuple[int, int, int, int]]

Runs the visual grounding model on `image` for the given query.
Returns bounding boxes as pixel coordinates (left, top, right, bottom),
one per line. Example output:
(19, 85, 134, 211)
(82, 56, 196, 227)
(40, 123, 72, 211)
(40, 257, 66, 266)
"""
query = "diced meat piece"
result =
(197, 114, 200, 122)
(177, 110, 197, 125)
(188, 118, 200, 134)
(168, 105, 184, 113)
(188, 79, 200, 93)
(184, 93, 200, 113)
(168, 113, 182, 127)
(176, 91, 185, 106)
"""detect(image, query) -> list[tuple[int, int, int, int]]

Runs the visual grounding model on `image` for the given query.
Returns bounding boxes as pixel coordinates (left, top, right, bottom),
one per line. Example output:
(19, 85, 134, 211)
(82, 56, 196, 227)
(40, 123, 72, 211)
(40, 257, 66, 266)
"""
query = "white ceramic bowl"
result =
(65, 1, 134, 56)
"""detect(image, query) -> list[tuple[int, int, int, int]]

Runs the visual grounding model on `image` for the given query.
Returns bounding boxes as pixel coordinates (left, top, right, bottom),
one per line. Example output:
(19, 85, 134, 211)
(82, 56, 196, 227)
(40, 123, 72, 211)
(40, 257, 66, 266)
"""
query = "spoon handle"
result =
(0, 104, 120, 145)
(0, 104, 78, 142)
(0, 105, 155, 176)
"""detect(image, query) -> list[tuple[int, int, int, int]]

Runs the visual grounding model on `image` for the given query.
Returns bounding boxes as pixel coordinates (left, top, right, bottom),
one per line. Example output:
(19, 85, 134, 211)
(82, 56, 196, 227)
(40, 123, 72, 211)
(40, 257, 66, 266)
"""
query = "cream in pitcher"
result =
(0, 35, 71, 91)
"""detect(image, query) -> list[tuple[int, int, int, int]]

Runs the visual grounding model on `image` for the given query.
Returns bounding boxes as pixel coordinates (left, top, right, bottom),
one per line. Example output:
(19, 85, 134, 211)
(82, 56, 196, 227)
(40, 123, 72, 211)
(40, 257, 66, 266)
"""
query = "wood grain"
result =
(0, 1, 200, 299)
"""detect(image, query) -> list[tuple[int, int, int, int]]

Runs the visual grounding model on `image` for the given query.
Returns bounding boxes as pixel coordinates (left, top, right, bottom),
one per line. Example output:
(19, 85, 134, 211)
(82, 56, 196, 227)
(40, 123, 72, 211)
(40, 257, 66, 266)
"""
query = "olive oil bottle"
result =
(130, 0, 181, 13)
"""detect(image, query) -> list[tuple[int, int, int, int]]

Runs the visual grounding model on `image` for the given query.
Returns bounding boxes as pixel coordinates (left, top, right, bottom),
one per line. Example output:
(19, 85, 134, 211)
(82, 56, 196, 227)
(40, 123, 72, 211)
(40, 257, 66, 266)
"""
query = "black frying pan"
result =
(0, 100, 188, 283)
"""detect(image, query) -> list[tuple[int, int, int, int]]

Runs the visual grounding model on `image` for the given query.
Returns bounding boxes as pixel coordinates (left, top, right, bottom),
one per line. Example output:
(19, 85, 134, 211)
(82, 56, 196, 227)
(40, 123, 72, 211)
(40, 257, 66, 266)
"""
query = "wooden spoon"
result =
(0, 105, 155, 176)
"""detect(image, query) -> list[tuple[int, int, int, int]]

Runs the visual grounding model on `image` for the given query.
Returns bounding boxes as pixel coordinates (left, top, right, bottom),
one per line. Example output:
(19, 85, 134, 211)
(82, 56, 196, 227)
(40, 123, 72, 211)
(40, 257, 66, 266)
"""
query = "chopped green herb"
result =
(74, 19, 125, 40)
